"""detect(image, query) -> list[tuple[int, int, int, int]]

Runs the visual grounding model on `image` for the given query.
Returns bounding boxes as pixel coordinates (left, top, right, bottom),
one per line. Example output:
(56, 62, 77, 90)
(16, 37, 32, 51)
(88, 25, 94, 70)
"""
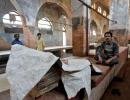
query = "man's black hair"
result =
(104, 31, 113, 37)
(37, 33, 41, 36)
(14, 34, 19, 38)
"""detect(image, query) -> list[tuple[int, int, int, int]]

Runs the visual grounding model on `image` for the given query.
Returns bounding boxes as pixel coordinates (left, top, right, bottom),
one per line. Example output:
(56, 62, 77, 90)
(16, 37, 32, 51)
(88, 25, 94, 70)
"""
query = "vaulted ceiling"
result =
(91, 0, 111, 14)
(0, 0, 112, 19)
(92, 0, 111, 10)
(97, 0, 111, 9)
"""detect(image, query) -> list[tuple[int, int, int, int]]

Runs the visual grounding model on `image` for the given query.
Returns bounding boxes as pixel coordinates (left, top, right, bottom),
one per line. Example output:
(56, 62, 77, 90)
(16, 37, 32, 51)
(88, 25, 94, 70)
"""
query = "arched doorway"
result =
(90, 20, 98, 45)
(36, 3, 72, 47)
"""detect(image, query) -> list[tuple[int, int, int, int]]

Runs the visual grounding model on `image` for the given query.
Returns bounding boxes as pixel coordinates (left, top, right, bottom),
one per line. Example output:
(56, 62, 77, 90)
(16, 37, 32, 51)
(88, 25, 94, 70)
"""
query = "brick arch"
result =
(90, 20, 98, 34)
(90, 19, 103, 43)
(90, 19, 101, 35)
(37, 1, 72, 19)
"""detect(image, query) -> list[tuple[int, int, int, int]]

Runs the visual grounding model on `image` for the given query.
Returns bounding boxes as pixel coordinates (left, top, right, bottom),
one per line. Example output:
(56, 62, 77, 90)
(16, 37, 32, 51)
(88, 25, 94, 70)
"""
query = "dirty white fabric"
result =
(6, 45, 58, 100)
(92, 64, 102, 73)
(62, 59, 90, 71)
(62, 59, 91, 99)
(6, 45, 92, 100)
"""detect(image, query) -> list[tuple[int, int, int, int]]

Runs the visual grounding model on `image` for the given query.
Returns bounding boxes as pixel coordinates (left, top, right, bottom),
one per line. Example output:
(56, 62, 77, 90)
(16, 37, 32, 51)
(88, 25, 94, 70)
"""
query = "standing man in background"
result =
(36, 33, 45, 51)
(12, 33, 23, 45)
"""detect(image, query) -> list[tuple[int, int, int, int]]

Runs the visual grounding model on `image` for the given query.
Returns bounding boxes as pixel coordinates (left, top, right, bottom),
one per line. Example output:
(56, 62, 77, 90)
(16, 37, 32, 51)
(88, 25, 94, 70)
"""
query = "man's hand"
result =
(106, 55, 117, 64)
(97, 56, 102, 64)
(105, 59, 111, 64)
(98, 56, 102, 63)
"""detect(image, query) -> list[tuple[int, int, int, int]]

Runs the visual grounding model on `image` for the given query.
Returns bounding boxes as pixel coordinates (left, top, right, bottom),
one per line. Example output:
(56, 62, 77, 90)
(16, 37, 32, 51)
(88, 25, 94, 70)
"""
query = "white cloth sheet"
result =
(6, 45, 91, 100)
(62, 59, 91, 99)
(92, 64, 102, 73)
(6, 45, 58, 100)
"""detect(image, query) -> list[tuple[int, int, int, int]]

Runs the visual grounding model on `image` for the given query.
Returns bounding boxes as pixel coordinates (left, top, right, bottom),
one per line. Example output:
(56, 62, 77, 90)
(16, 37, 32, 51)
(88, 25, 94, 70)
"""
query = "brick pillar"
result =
(72, 0, 91, 57)
(72, 17, 88, 56)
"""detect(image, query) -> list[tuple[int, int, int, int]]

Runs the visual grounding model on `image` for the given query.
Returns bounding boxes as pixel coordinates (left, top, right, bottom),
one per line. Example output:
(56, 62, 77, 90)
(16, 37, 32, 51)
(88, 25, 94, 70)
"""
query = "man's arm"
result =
(96, 44, 104, 63)
(106, 42, 119, 64)
(105, 55, 118, 64)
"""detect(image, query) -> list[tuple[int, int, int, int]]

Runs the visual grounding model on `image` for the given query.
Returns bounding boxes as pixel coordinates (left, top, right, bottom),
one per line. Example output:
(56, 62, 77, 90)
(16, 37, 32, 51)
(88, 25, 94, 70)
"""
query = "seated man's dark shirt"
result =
(101, 41, 119, 59)
(12, 40, 23, 45)
(96, 41, 119, 66)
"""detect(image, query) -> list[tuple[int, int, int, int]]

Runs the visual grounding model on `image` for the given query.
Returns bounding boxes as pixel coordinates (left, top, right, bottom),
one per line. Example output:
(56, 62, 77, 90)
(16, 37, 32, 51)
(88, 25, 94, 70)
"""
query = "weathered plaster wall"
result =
(109, 0, 129, 30)
(109, 0, 129, 46)
(0, 0, 72, 50)
(0, 0, 18, 50)
(0, 0, 16, 19)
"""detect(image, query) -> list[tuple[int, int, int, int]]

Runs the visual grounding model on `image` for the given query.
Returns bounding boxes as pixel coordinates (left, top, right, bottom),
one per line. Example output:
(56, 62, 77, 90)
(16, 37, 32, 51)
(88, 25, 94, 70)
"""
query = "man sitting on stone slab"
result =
(95, 31, 119, 67)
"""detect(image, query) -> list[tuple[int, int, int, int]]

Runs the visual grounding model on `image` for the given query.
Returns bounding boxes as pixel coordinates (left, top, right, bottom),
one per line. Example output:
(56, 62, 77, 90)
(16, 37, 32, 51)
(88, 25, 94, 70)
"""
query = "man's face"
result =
(15, 34, 19, 40)
(38, 34, 41, 39)
(104, 33, 112, 43)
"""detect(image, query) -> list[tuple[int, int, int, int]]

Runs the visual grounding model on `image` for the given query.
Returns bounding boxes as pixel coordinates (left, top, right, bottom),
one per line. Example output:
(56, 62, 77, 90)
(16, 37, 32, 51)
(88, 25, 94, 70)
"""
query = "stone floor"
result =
(101, 58, 130, 100)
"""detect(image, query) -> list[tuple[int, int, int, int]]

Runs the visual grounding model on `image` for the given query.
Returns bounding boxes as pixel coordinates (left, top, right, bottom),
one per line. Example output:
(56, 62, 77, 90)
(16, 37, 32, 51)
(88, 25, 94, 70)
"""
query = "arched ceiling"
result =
(0, 0, 16, 17)
(97, 0, 111, 9)
(92, 0, 111, 12)
(37, 3, 67, 19)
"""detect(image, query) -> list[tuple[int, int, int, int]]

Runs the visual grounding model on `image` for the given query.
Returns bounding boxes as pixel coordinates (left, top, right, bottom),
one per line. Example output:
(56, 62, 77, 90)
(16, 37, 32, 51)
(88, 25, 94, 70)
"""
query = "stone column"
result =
(72, 0, 91, 56)
(109, 0, 129, 46)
